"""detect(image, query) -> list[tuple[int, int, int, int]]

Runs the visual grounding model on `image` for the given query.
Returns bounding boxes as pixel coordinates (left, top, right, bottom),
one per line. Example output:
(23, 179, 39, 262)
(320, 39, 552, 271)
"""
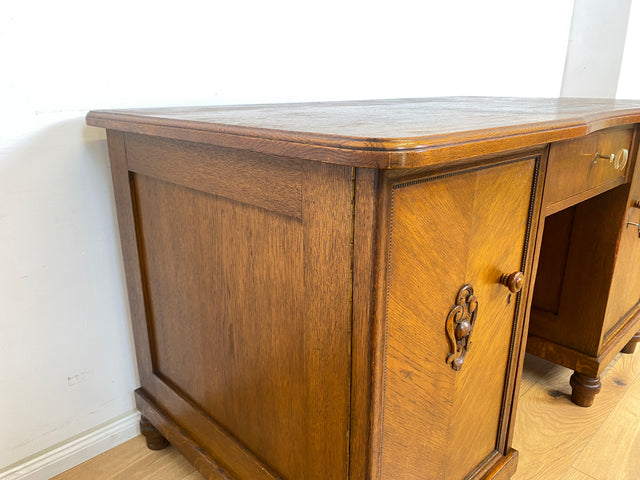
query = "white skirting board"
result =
(0, 412, 140, 480)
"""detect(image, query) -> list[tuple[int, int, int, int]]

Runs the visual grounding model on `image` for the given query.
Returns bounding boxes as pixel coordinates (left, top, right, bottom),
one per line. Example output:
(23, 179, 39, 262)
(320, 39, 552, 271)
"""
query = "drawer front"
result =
(380, 158, 539, 479)
(545, 126, 634, 209)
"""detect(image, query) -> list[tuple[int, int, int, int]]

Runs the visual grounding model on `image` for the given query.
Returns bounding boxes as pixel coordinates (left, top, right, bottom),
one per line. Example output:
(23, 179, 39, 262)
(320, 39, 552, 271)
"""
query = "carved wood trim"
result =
(445, 284, 478, 371)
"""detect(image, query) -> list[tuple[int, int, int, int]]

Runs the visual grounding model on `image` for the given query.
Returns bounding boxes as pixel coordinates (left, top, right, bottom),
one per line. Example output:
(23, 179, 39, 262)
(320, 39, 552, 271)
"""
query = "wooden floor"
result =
(511, 351, 640, 480)
(53, 352, 640, 480)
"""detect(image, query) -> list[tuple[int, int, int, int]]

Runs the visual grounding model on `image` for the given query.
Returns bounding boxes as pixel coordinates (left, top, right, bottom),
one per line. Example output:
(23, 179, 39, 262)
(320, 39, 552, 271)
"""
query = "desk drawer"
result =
(545, 126, 634, 209)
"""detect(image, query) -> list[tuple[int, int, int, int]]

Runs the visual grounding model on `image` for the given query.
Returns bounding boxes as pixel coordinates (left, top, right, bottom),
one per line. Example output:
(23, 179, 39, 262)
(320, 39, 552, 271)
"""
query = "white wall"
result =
(561, 0, 632, 98)
(0, 0, 601, 476)
(618, 0, 640, 99)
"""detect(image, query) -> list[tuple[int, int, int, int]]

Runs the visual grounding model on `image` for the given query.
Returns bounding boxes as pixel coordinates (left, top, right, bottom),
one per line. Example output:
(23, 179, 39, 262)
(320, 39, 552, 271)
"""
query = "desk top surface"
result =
(87, 97, 640, 169)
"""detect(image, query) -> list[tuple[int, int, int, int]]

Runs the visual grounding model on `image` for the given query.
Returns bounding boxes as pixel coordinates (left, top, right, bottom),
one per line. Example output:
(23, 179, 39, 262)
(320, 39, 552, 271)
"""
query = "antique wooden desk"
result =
(87, 98, 640, 480)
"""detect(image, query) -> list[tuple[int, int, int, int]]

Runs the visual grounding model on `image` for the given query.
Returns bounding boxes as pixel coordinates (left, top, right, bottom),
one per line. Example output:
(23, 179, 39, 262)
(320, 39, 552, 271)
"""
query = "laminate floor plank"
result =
(518, 353, 557, 397)
(51, 435, 202, 480)
(571, 368, 640, 480)
(559, 468, 599, 480)
(511, 352, 640, 480)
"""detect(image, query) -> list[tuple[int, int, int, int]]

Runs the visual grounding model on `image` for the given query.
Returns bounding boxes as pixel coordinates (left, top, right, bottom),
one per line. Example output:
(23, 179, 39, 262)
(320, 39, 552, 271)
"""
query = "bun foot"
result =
(621, 332, 640, 354)
(569, 372, 601, 407)
(140, 416, 169, 450)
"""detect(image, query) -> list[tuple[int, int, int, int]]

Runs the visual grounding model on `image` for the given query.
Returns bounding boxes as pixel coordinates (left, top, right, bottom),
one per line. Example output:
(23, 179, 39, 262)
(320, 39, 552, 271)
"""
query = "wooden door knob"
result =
(499, 272, 524, 293)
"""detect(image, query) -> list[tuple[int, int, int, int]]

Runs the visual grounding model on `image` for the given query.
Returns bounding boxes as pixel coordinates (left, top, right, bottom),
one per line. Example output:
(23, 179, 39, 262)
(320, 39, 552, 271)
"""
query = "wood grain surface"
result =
(572, 369, 640, 479)
(379, 157, 536, 479)
(602, 129, 640, 339)
(125, 133, 303, 219)
(511, 352, 640, 479)
(87, 99, 640, 480)
(87, 98, 640, 169)
(530, 186, 630, 357)
(348, 167, 379, 480)
(51, 436, 202, 480)
(543, 126, 633, 210)
(129, 158, 354, 479)
(560, 469, 599, 480)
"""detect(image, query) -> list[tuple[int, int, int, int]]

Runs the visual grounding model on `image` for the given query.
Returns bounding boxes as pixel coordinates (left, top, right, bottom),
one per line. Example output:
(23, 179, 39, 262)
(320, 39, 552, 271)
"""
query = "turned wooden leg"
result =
(621, 332, 640, 354)
(569, 372, 601, 407)
(140, 416, 169, 450)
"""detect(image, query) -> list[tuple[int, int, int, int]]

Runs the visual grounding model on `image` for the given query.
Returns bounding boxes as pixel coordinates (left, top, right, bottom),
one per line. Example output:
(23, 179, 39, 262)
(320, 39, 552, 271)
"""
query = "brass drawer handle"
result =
(593, 152, 614, 162)
(594, 148, 628, 170)
(614, 148, 629, 170)
(500, 271, 524, 293)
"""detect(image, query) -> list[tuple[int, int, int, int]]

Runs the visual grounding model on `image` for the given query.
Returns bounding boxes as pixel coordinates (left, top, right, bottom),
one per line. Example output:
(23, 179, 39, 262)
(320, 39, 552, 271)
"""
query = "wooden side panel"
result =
(135, 390, 279, 480)
(380, 159, 536, 480)
(125, 133, 302, 219)
(529, 186, 629, 356)
(129, 157, 352, 478)
(603, 141, 640, 339)
(349, 167, 379, 480)
(105, 131, 155, 389)
(531, 208, 575, 314)
(133, 173, 303, 410)
(300, 161, 353, 478)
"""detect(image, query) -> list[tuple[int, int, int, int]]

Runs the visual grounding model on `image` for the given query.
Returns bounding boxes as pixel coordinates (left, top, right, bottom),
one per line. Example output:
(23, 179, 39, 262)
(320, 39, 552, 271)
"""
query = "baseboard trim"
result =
(0, 411, 140, 480)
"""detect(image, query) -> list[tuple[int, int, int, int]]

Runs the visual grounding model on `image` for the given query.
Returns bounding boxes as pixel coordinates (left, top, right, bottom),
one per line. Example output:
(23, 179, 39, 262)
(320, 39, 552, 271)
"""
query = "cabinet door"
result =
(603, 148, 640, 340)
(380, 158, 538, 479)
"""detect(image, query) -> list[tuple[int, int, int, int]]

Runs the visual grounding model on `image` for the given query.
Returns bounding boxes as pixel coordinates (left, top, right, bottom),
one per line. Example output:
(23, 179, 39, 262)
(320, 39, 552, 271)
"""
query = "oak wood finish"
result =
(528, 124, 640, 406)
(378, 157, 538, 479)
(621, 332, 640, 354)
(133, 151, 352, 480)
(602, 135, 640, 338)
(125, 133, 303, 219)
(544, 126, 634, 214)
(348, 167, 379, 480)
(87, 97, 640, 170)
(87, 97, 640, 480)
(569, 373, 602, 408)
(140, 416, 169, 451)
(530, 187, 631, 355)
(500, 272, 525, 294)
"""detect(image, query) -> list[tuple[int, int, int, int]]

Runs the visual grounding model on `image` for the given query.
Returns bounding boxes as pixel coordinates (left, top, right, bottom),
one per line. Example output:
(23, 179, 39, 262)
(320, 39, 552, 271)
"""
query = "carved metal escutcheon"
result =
(445, 284, 478, 371)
